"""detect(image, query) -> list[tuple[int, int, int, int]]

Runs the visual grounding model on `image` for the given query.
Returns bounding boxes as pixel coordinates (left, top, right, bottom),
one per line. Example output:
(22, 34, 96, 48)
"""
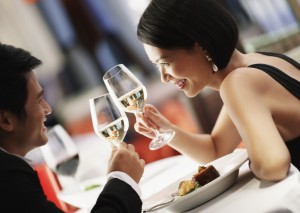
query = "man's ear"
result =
(0, 110, 14, 131)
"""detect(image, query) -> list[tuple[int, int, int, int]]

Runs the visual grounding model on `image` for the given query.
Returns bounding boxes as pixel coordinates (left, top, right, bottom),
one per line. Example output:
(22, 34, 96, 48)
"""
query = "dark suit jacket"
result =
(0, 149, 142, 213)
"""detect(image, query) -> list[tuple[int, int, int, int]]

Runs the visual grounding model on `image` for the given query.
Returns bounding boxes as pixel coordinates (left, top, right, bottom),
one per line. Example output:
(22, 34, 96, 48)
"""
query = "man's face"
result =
(14, 72, 52, 154)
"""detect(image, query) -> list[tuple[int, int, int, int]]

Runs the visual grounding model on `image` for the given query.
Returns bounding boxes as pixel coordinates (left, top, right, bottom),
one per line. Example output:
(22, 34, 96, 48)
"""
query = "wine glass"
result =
(103, 64, 175, 150)
(40, 124, 94, 209)
(40, 124, 79, 177)
(89, 93, 129, 147)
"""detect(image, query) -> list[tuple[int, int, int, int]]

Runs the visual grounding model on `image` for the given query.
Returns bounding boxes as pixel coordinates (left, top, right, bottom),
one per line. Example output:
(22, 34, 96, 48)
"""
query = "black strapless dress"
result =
(248, 52, 300, 170)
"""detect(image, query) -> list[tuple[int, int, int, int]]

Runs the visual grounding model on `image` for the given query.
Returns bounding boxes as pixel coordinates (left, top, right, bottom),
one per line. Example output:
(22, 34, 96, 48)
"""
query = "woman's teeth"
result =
(176, 79, 186, 89)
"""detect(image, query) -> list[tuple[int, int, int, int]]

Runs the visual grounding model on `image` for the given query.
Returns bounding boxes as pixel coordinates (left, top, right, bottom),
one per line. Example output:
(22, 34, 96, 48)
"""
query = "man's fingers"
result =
(119, 142, 127, 148)
(127, 144, 135, 152)
(109, 145, 118, 160)
(139, 159, 146, 167)
(116, 142, 143, 166)
(134, 152, 140, 159)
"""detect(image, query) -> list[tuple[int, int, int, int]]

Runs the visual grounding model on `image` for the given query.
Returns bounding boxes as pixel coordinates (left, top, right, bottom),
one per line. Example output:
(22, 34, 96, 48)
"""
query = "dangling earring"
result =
(205, 54, 219, 73)
(212, 63, 218, 72)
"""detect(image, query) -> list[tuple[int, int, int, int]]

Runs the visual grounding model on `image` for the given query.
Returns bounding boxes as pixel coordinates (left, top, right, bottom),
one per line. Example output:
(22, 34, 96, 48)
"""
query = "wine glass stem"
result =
(153, 129, 163, 139)
(72, 175, 90, 210)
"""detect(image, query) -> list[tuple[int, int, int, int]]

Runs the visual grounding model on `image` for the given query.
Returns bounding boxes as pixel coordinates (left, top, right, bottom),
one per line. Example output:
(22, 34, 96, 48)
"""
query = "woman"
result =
(134, 0, 300, 181)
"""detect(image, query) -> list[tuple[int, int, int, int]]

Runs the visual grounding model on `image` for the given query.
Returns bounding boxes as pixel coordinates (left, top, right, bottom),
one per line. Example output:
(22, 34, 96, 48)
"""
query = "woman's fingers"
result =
(136, 112, 158, 129)
(134, 121, 154, 132)
(144, 107, 162, 125)
(144, 104, 158, 113)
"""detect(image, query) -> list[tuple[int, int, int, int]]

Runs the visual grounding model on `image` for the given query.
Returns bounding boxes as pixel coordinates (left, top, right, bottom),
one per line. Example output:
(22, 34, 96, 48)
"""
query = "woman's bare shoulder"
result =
(220, 67, 269, 100)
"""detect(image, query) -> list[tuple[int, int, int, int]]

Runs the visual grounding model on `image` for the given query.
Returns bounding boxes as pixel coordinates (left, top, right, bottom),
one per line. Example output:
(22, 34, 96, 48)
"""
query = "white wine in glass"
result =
(89, 93, 129, 147)
(103, 64, 175, 150)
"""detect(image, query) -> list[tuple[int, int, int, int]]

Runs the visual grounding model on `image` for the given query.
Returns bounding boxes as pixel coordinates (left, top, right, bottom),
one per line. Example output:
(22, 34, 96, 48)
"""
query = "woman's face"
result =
(144, 43, 214, 97)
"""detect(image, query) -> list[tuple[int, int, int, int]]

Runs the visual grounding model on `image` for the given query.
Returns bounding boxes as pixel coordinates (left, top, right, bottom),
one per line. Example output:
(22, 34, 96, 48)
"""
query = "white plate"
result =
(57, 176, 107, 209)
(142, 149, 248, 212)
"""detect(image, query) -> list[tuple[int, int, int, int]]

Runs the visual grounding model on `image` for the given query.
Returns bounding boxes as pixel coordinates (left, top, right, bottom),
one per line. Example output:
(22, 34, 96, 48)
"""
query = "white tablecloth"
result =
(55, 134, 300, 213)
(140, 154, 300, 213)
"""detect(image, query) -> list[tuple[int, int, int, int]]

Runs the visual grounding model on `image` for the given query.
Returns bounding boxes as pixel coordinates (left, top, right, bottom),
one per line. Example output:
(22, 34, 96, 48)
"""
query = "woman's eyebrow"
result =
(155, 55, 170, 63)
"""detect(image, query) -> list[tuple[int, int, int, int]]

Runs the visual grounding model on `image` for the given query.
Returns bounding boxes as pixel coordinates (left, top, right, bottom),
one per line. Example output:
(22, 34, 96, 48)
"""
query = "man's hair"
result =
(137, 0, 238, 70)
(0, 43, 42, 119)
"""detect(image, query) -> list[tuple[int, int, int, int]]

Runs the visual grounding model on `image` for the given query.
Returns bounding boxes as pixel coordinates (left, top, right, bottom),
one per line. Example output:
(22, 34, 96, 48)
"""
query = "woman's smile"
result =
(173, 79, 187, 89)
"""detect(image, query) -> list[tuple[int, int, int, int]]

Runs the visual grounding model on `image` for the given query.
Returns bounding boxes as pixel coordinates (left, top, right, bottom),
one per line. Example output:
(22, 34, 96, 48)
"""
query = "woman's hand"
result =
(134, 104, 174, 139)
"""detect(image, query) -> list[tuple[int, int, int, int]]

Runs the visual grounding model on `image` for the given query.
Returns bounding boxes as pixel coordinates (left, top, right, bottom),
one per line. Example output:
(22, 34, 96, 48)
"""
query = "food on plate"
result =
(194, 165, 220, 186)
(178, 179, 199, 196)
(178, 165, 220, 196)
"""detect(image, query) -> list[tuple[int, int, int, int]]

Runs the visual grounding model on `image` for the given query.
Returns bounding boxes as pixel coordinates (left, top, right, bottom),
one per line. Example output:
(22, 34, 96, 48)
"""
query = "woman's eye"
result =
(154, 62, 169, 69)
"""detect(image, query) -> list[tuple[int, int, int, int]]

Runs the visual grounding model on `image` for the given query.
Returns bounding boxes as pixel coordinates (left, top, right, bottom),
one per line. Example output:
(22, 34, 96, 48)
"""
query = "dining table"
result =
(140, 153, 300, 213)
(56, 133, 300, 213)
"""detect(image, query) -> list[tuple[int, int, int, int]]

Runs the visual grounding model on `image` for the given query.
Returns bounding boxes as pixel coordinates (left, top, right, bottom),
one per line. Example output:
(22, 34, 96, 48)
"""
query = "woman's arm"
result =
(135, 104, 242, 164)
(220, 68, 291, 181)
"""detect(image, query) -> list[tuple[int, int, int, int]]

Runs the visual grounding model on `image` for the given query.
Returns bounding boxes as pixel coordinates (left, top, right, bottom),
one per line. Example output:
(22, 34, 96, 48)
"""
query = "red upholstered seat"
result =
(34, 164, 78, 212)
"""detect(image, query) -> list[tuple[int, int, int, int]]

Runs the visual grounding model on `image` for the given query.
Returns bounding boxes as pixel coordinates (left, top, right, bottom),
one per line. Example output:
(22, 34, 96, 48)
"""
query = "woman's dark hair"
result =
(137, 0, 239, 69)
(0, 43, 42, 119)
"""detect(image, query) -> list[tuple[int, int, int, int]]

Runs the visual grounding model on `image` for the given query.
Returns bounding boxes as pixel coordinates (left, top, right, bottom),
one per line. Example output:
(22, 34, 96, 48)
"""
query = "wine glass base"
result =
(149, 130, 175, 150)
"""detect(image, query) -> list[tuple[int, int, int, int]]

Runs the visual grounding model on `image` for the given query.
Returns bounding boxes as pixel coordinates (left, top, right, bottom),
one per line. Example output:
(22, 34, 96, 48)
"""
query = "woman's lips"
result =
(174, 79, 186, 89)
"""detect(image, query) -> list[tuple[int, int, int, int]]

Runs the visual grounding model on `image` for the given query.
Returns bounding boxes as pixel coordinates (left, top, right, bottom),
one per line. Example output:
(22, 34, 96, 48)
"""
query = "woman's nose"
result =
(160, 69, 170, 83)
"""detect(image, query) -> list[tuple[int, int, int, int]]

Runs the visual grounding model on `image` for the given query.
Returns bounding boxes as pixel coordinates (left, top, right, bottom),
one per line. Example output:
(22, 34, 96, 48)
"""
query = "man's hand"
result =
(108, 142, 145, 183)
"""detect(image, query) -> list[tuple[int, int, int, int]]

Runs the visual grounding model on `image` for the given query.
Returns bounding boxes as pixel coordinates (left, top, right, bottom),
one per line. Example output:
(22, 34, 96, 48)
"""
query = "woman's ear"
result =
(0, 110, 14, 131)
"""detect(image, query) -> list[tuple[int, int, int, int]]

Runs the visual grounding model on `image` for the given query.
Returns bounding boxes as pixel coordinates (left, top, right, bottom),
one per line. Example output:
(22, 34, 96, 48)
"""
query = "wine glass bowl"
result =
(40, 124, 79, 177)
(89, 93, 129, 147)
(103, 64, 175, 150)
(103, 64, 147, 113)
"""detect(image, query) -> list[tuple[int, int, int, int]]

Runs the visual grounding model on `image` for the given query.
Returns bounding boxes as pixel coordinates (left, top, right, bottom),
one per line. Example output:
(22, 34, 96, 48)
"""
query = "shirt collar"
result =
(0, 147, 33, 166)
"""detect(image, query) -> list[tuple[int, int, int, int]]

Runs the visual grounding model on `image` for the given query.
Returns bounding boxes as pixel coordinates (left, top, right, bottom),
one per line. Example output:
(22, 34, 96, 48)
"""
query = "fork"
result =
(143, 193, 179, 212)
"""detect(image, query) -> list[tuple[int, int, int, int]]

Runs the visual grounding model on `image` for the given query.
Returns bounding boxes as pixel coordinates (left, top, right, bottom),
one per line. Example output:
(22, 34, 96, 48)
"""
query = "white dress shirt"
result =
(107, 171, 141, 196)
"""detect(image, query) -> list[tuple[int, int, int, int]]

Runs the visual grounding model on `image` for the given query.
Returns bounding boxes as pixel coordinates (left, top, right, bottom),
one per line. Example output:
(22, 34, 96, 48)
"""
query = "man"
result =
(0, 43, 145, 212)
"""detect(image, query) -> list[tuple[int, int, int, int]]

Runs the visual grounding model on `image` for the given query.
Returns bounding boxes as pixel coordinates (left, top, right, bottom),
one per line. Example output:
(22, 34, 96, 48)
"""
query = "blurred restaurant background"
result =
(2, 0, 300, 163)
(2, 0, 300, 211)
(1, 0, 300, 161)
(0, 0, 300, 163)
